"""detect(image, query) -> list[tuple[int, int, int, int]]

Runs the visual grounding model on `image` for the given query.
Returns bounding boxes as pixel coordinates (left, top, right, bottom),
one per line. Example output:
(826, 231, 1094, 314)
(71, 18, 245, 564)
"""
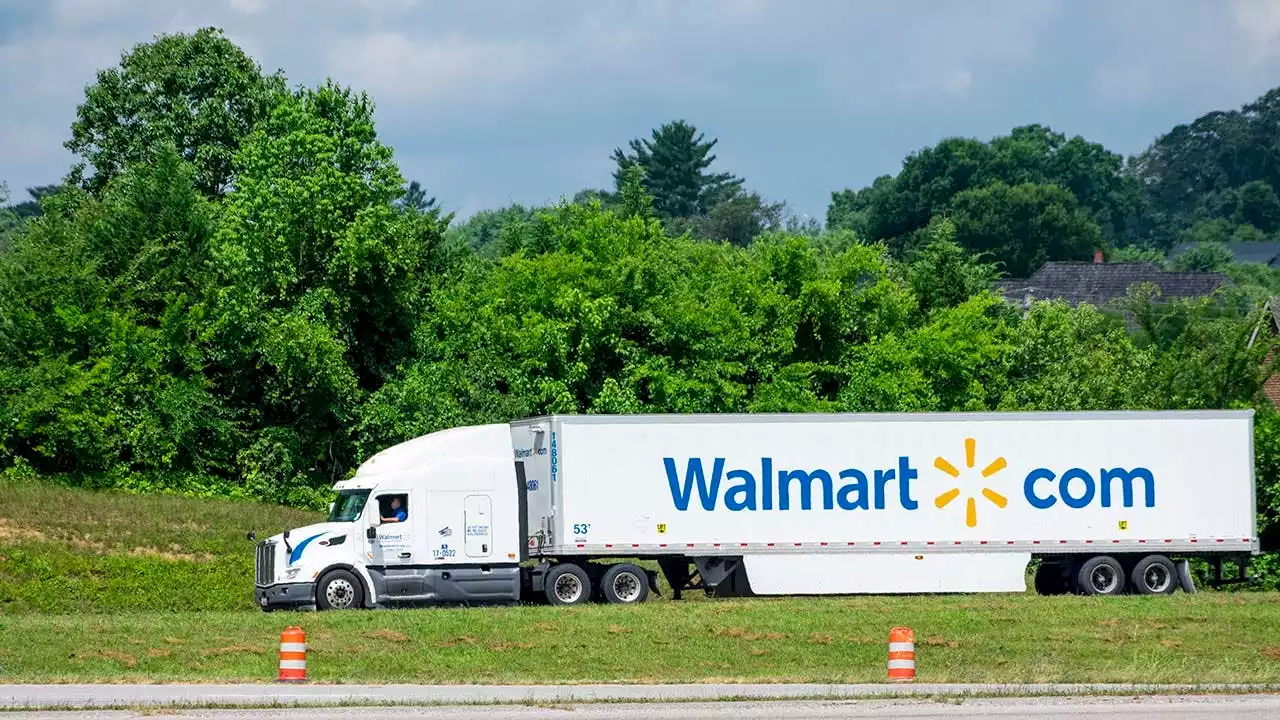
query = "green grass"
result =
(0, 474, 321, 613)
(4, 475, 1280, 686)
(2, 594, 1280, 684)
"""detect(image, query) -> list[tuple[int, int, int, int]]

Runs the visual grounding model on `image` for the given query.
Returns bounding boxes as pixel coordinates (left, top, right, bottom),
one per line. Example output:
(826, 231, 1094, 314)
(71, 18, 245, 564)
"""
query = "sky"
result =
(4, 0, 1280, 222)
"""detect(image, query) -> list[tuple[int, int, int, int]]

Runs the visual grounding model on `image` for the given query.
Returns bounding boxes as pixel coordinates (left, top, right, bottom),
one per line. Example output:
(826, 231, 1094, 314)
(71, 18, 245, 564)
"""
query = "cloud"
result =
(1230, 0, 1280, 64)
(326, 31, 546, 107)
(3, 0, 1280, 219)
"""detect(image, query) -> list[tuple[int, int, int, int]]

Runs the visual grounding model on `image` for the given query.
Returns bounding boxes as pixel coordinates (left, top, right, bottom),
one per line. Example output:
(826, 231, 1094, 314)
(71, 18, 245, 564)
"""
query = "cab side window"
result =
(377, 494, 409, 523)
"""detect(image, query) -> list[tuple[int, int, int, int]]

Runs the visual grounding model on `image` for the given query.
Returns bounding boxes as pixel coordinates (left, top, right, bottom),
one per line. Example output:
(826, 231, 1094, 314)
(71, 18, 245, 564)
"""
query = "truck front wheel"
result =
(1130, 555, 1177, 595)
(545, 563, 591, 606)
(1075, 556, 1126, 596)
(601, 563, 650, 604)
(317, 569, 364, 610)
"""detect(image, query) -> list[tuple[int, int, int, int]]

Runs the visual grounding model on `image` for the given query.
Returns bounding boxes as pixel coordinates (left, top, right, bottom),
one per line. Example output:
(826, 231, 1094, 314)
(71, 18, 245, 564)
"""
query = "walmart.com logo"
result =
(662, 436, 1156, 517)
(933, 438, 1008, 527)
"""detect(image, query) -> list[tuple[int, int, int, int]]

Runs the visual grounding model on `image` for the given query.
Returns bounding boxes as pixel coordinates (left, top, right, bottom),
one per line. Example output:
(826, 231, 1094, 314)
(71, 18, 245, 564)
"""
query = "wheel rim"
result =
(612, 571, 642, 602)
(326, 578, 356, 609)
(1090, 565, 1119, 594)
(1144, 564, 1172, 593)
(554, 573, 583, 603)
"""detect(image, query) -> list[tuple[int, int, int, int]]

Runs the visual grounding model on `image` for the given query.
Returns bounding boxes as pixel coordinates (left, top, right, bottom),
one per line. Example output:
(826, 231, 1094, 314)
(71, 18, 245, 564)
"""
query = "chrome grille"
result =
(255, 541, 276, 586)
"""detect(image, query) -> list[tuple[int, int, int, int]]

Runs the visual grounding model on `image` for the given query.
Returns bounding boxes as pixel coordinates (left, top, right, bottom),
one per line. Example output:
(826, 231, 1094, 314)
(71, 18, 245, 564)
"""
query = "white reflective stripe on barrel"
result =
(887, 660, 916, 670)
(888, 642, 914, 653)
(278, 660, 307, 670)
(279, 643, 307, 653)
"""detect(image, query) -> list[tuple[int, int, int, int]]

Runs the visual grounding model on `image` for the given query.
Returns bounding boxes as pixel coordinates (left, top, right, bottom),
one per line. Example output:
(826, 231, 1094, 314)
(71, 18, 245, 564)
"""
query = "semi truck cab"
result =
(254, 423, 526, 611)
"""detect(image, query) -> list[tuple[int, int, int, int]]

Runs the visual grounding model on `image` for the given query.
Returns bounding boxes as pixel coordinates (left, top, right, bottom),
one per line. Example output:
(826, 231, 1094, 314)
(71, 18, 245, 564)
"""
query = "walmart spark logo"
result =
(933, 438, 1008, 527)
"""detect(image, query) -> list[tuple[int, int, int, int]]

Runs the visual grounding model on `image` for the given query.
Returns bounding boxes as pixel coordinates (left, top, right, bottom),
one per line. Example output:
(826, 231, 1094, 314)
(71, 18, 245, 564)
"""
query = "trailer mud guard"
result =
(1176, 559, 1197, 594)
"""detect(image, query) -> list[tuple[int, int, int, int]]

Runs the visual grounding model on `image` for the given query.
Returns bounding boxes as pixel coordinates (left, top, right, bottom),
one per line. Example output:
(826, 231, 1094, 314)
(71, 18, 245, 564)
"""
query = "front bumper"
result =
(255, 582, 316, 611)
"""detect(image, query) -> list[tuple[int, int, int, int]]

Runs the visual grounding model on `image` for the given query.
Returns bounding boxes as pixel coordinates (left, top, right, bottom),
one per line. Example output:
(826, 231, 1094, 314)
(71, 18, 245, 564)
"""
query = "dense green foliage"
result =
(3, 28, 1280, 587)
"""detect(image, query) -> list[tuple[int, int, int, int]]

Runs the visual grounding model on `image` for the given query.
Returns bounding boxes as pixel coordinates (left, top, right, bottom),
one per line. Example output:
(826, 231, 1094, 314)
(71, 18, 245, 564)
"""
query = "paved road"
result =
(4, 696, 1280, 719)
(4, 682, 1278, 709)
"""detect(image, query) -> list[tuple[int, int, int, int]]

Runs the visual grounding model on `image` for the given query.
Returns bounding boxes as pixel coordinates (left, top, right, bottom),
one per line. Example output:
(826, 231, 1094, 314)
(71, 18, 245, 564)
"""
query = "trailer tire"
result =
(1130, 555, 1177, 595)
(1075, 556, 1126, 596)
(316, 568, 364, 610)
(545, 563, 591, 606)
(601, 563, 650, 605)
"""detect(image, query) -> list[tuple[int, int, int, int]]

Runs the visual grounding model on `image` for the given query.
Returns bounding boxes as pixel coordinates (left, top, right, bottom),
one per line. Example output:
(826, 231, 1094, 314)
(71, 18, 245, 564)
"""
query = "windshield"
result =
(328, 489, 371, 522)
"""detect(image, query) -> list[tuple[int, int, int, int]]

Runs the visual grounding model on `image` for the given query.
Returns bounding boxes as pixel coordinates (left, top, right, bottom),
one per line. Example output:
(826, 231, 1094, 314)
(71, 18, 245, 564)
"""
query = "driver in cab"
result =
(381, 497, 407, 523)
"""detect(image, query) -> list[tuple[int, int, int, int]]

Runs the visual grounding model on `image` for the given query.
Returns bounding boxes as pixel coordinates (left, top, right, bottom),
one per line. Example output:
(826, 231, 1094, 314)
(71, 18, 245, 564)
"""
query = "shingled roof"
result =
(995, 261, 1227, 308)
(1168, 241, 1280, 268)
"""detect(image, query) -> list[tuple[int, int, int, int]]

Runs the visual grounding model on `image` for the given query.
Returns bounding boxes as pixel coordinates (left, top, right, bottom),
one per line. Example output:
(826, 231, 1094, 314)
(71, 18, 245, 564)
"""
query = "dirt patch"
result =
(1262, 647, 1280, 660)
(748, 648, 768, 656)
(531, 622, 558, 632)
(438, 636, 478, 648)
(809, 633, 833, 645)
(715, 627, 763, 641)
(73, 651, 137, 668)
(148, 648, 172, 658)
(924, 637, 960, 649)
(204, 645, 265, 656)
(0, 519, 49, 542)
(1160, 640, 1182, 649)
(164, 637, 185, 645)
(490, 642, 534, 651)
(1098, 618, 1121, 628)
(606, 625, 631, 634)
(364, 629, 410, 643)
(129, 546, 214, 562)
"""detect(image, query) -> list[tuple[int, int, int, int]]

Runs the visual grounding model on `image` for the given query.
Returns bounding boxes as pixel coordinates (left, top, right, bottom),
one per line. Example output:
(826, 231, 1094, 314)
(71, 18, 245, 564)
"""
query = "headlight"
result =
(286, 567, 302, 580)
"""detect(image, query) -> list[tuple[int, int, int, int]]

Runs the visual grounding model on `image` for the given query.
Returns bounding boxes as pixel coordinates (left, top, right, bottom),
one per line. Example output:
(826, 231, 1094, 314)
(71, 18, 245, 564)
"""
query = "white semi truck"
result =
(252, 410, 1259, 611)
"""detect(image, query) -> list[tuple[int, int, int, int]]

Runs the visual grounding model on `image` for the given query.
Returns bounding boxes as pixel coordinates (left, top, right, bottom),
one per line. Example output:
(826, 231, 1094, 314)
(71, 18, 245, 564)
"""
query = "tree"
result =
(1172, 241, 1234, 272)
(671, 189, 785, 246)
(1236, 180, 1280, 233)
(0, 148, 236, 488)
(5, 185, 62, 220)
(948, 181, 1102, 277)
(848, 125, 1137, 249)
(65, 27, 286, 197)
(616, 164, 654, 220)
(907, 217, 998, 314)
(206, 80, 447, 494)
(0, 184, 17, 254)
(611, 120, 743, 219)
(399, 180, 438, 213)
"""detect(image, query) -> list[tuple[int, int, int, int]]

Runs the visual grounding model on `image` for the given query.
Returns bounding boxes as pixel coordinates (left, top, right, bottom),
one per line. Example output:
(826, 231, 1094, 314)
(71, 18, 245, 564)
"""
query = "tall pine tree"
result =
(611, 120, 742, 219)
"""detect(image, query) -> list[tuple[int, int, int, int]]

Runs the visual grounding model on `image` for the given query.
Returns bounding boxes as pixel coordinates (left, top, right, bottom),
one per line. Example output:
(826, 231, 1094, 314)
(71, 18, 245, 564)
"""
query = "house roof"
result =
(995, 261, 1227, 307)
(1168, 241, 1280, 267)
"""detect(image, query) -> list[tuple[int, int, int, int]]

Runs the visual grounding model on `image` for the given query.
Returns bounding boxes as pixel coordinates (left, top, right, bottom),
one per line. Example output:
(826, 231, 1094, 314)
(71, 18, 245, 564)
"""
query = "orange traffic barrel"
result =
(278, 626, 307, 682)
(888, 626, 915, 682)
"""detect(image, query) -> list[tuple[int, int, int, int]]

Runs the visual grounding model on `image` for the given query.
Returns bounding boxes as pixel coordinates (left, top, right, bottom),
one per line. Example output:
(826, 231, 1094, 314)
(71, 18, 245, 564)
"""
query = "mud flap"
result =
(1176, 558, 1197, 594)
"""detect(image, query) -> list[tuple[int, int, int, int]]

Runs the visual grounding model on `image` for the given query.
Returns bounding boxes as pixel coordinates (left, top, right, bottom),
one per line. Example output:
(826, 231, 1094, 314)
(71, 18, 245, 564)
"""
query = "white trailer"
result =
(252, 410, 1259, 611)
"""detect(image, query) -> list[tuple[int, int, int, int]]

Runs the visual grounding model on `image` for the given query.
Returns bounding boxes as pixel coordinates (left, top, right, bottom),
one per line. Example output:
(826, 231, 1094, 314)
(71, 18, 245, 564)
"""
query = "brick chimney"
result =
(1093, 249, 1104, 264)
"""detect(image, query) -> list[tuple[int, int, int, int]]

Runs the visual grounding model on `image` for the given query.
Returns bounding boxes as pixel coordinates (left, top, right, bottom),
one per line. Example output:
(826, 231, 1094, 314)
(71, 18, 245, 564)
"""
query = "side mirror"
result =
(366, 525, 377, 540)
(246, 531, 257, 542)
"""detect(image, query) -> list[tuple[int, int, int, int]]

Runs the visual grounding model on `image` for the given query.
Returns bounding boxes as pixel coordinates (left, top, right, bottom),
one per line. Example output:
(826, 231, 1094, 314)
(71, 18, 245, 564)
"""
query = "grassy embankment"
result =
(2, 474, 1280, 685)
